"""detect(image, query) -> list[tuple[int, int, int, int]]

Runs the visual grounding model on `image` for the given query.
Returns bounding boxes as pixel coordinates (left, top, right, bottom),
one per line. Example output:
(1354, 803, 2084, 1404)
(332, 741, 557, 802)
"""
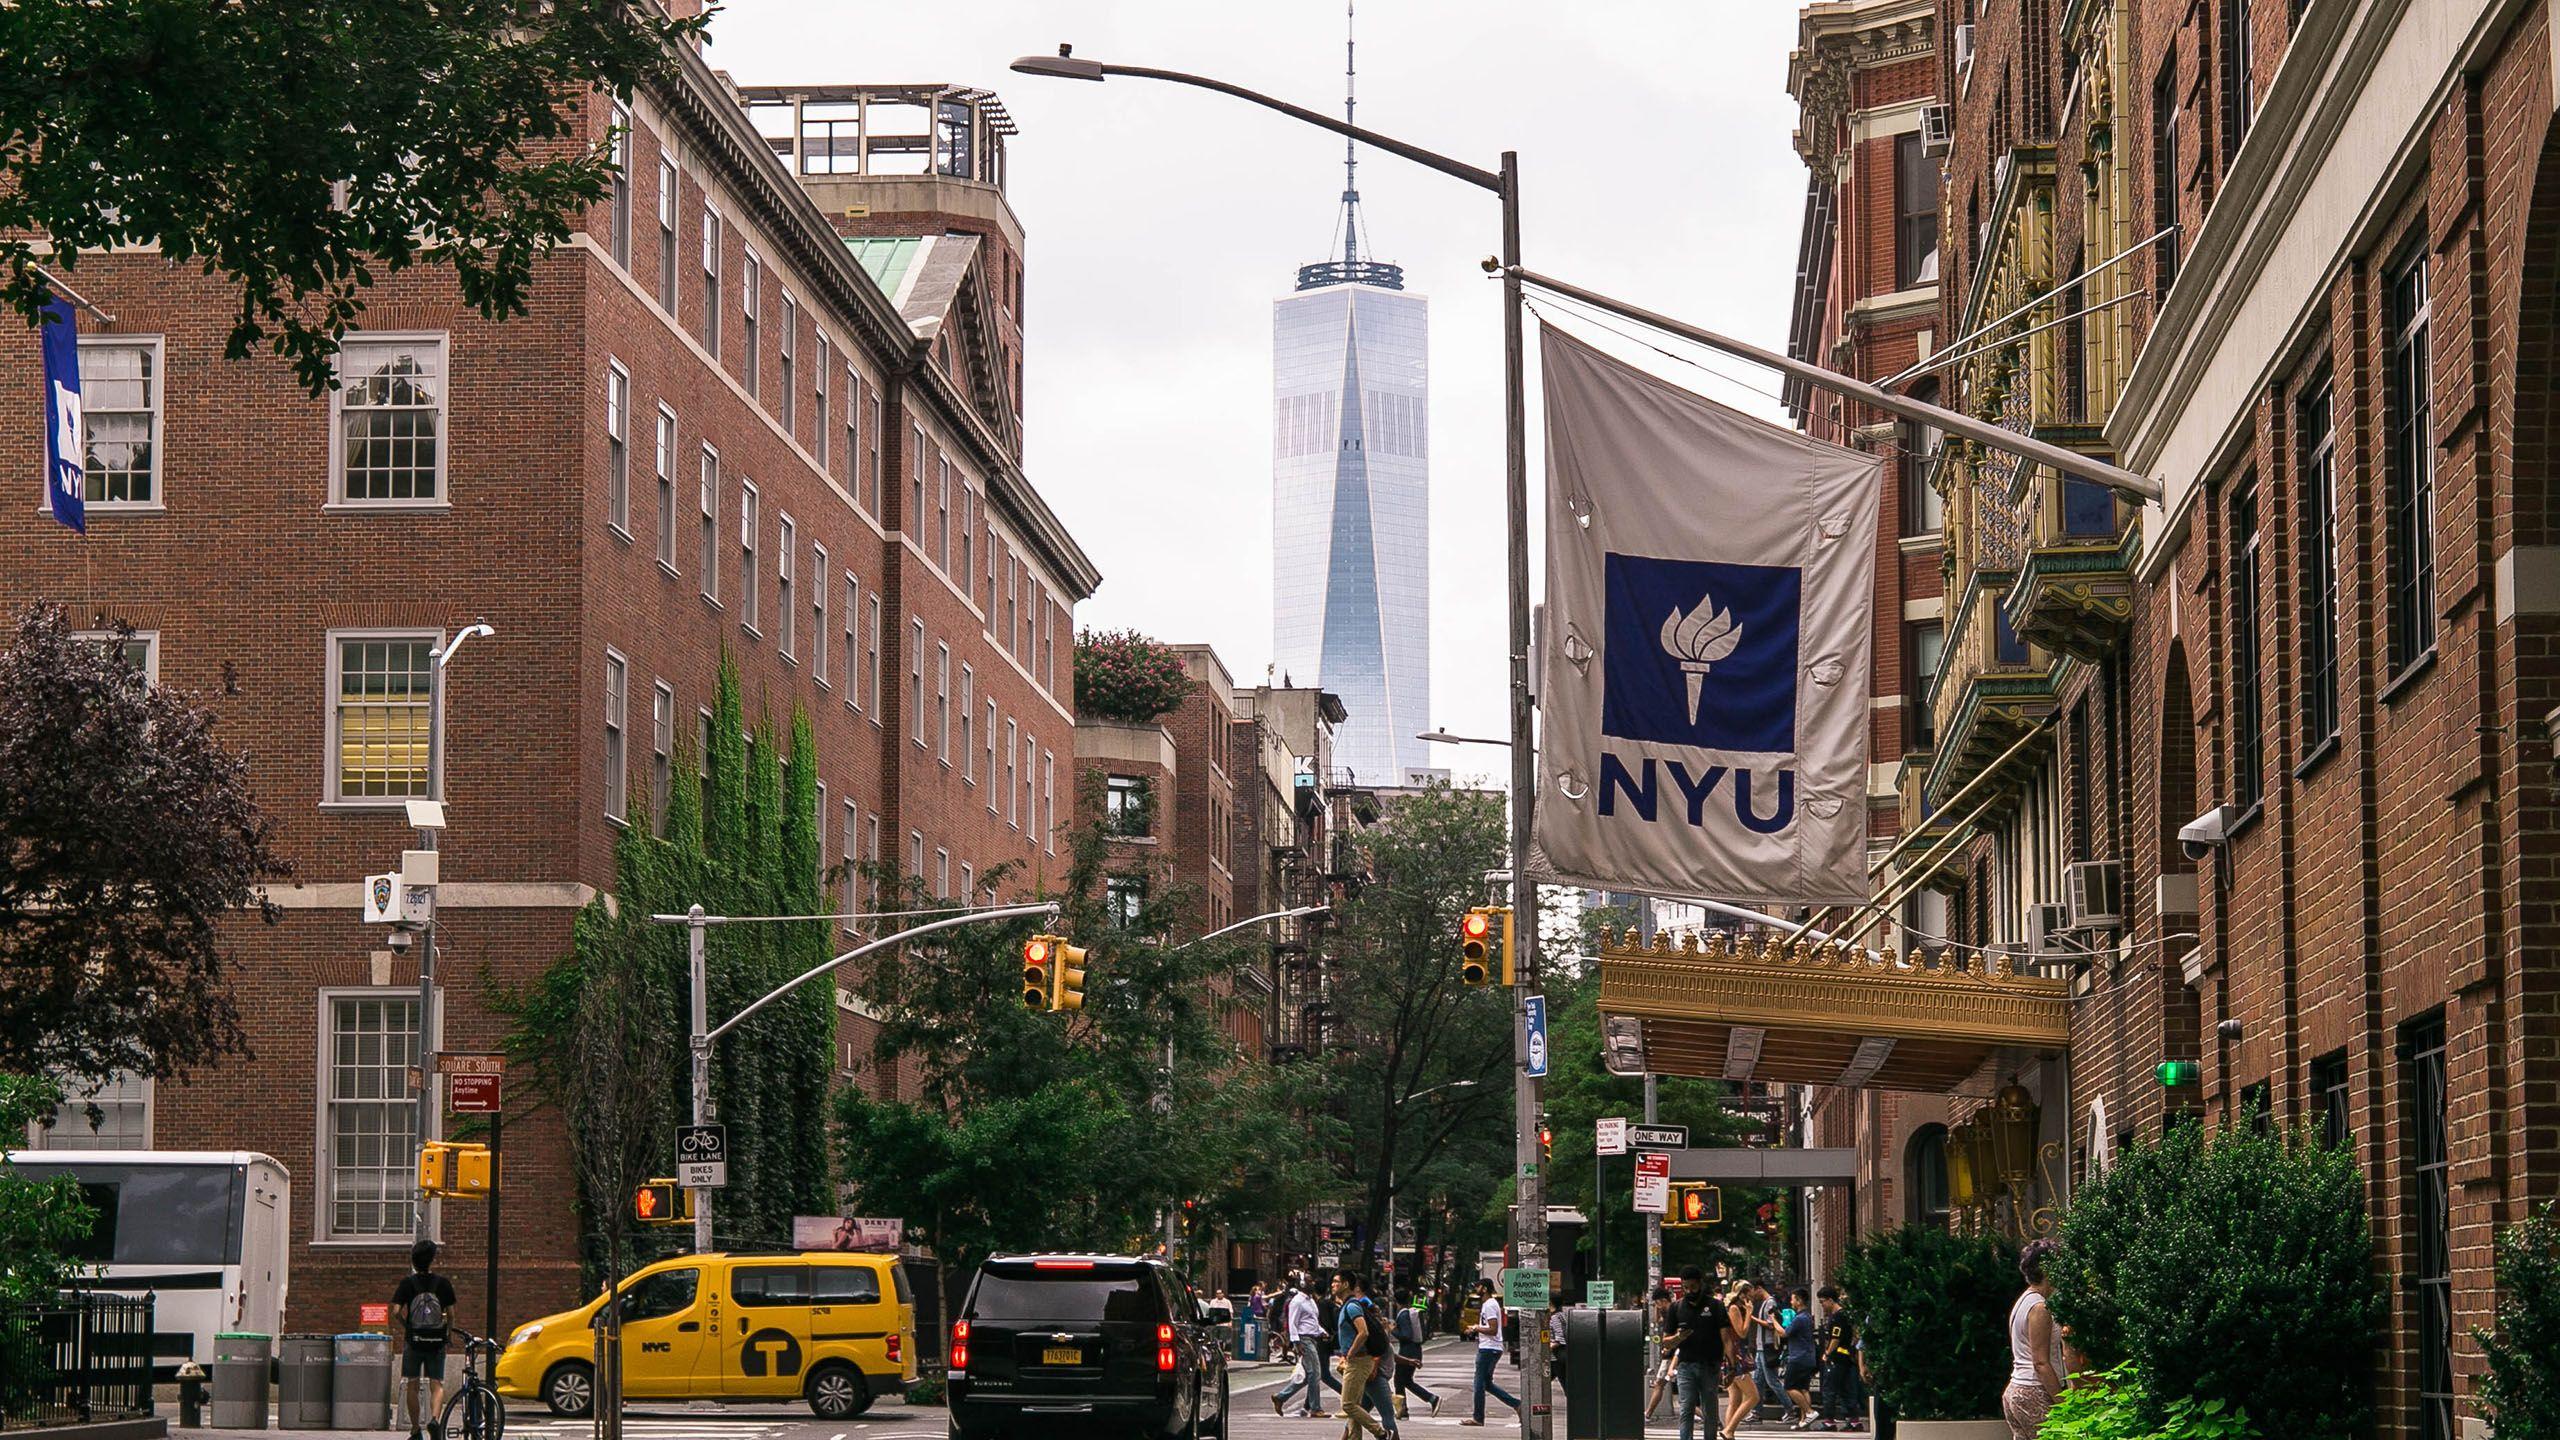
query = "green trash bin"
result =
(212, 1332, 272, 1430)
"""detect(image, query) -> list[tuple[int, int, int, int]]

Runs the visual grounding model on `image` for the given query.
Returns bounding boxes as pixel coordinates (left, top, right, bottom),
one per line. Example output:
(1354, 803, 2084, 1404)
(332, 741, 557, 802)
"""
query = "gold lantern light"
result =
(1991, 1081, 2041, 1190)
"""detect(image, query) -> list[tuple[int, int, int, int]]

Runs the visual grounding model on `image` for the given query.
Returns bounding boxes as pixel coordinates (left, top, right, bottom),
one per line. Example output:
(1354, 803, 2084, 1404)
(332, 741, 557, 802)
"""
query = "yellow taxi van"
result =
(495, 1251, 916, 1419)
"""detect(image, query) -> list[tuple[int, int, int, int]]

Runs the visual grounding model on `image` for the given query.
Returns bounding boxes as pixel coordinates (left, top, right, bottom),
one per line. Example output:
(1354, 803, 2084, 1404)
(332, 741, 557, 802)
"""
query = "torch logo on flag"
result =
(1659, 593, 1742, 724)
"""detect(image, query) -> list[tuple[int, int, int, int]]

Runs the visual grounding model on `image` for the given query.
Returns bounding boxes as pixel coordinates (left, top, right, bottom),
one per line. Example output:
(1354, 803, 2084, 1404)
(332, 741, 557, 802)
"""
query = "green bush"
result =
(2038, 1362, 2257, 1440)
(2050, 1120, 2381, 1439)
(1073, 630, 1194, 725)
(1836, 1224, 2016, 1421)
(2477, 1203, 2560, 1440)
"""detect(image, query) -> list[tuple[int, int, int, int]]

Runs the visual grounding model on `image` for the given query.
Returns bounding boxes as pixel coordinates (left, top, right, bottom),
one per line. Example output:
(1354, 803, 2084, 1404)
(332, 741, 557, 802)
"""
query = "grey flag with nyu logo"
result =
(1528, 326, 1880, 907)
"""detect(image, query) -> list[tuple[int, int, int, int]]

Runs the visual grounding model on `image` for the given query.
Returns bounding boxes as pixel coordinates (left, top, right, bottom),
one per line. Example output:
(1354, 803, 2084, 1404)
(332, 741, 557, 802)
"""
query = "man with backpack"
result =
(1333, 1273, 1395, 1439)
(392, 1238, 458, 1440)
(1390, 1286, 1441, 1418)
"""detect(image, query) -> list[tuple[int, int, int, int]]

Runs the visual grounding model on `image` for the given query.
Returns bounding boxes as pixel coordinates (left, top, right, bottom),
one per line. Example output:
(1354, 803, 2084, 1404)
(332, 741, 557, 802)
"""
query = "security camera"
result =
(2179, 805, 2233, 862)
(2216, 1018, 2244, 1041)
(385, 926, 415, 952)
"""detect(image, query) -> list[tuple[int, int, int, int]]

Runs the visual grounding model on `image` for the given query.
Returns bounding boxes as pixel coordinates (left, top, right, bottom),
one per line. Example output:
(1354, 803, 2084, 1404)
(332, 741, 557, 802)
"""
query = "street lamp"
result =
(411, 619, 494, 1243)
(1418, 728, 1512, 748)
(1385, 1078, 1481, 1290)
(1016, 51, 1553, 1427)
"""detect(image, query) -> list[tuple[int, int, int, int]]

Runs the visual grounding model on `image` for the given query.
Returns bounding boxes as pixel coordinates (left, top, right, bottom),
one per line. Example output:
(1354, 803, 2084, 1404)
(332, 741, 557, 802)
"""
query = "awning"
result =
(1598, 931, 2068, 1094)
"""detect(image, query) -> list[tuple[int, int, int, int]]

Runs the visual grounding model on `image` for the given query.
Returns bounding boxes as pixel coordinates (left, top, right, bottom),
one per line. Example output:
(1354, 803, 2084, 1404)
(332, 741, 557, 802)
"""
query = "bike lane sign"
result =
(679, 1123, 728, 1189)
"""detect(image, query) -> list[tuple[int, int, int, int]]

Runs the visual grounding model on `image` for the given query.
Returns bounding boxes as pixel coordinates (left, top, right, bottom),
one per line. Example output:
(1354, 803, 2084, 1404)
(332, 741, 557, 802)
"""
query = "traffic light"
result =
(1461, 909, 1494, 985)
(1667, 1181, 1721, 1228)
(633, 1178, 692, 1226)
(1049, 938, 1088, 1012)
(2156, 1060, 2200, 1088)
(1538, 1117, 1553, 1164)
(1022, 936, 1053, 1008)
(416, 1141, 494, 1199)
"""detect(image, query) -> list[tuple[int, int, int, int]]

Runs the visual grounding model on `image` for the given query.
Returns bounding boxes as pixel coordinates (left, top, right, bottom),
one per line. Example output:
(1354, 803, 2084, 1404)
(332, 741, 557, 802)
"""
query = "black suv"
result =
(948, 1254, 1229, 1440)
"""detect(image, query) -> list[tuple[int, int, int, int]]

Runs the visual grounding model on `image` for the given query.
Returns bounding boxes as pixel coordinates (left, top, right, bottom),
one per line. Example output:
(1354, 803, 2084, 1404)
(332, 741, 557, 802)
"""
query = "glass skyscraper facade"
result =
(1272, 280, 1430, 787)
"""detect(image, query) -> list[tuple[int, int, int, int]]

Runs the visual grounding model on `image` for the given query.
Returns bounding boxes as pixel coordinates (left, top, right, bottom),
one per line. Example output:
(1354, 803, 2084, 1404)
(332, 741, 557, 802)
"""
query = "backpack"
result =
(1355, 1299, 1392, 1359)
(406, 1279, 448, 1343)
(1395, 1307, 1423, 1347)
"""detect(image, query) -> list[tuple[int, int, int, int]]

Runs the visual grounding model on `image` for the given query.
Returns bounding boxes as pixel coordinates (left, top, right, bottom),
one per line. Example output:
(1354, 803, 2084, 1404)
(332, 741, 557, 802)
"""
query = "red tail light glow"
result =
(887, 1333, 901, 1364)
(949, 1320, 969, 1372)
(1033, 1260, 1095, 1269)
(1156, 1322, 1176, 1372)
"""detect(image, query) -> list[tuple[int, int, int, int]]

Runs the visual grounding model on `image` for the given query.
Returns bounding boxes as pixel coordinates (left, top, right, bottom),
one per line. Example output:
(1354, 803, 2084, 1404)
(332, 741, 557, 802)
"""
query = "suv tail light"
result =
(950, 1320, 970, 1372)
(1156, 1322, 1175, 1373)
(886, 1333, 902, 1364)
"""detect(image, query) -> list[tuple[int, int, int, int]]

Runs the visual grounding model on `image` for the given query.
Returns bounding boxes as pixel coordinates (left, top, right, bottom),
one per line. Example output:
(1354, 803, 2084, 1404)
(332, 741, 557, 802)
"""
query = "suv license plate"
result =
(1042, 1347, 1082, 1365)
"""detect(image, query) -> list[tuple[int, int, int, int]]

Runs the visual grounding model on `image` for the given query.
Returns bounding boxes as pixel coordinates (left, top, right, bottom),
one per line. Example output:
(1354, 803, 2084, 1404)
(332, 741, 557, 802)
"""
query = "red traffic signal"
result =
(1461, 909, 1493, 985)
(1022, 937, 1052, 1008)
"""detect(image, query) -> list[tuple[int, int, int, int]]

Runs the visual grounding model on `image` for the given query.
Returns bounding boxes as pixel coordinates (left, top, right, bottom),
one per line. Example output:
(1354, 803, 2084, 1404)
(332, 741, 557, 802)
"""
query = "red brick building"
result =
(1, 39, 1097, 1334)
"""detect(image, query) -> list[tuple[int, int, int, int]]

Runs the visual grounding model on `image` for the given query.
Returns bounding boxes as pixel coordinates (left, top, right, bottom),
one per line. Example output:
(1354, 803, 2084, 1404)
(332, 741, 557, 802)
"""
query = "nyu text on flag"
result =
(1528, 326, 1879, 906)
(40, 297, 85, 534)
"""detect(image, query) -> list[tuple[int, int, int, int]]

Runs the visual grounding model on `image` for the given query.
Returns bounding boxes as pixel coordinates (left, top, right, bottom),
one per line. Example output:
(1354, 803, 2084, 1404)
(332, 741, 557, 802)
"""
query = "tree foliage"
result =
(833, 778, 1333, 1292)
(1072, 630, 1195, 726)
(1835, 1224, 2016, 1421)
(0, 0, 710, 393)
(2480, 1203, 2560, 1440)
(0, 1076, 93, 1303)
(2049, 1119, 2383, 1440)
(0, 604, 287, 1086)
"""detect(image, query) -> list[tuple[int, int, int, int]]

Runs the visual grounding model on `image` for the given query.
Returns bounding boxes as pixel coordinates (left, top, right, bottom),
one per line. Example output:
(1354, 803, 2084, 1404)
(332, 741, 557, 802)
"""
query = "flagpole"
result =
(27, 264, 116, 325)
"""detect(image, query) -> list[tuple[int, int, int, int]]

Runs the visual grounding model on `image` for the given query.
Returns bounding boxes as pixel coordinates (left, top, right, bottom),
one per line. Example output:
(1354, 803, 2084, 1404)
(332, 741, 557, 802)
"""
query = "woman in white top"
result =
(2003, 1239, 2068, 1439)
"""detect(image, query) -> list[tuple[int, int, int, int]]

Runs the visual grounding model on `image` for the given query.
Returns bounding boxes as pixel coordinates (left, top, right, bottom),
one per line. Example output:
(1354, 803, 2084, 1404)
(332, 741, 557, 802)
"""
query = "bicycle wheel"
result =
(441, 1380, 507, 1440)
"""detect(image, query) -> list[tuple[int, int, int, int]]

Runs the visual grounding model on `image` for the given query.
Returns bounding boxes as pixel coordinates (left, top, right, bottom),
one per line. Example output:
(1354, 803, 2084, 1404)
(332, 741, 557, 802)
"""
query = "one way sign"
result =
(678, 1124, 727, 1189)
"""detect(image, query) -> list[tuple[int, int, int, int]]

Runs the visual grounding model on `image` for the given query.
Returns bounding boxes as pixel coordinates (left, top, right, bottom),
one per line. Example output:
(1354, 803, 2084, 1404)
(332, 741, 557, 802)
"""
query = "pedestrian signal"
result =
(1461, 909, 1493, 985)
(1667, 1182, 1720, 1228)
(633, 1178, 690, 1225)
(1022, 936, 1053, 1008)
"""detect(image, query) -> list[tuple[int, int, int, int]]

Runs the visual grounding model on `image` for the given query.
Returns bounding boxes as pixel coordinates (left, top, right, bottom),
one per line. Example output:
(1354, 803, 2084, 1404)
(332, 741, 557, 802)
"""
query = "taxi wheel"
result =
(807, 1362, 870, 1419)
(540, 1362, 595, 1418)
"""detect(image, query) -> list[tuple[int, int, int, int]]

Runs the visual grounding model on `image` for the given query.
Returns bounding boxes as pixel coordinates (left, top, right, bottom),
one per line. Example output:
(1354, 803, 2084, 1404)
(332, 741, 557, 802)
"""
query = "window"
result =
(2310, 1048, 2349, 1149)
(739, 483, 761, 632)
(1106, 774, 1148, 835)
(936, 643, 952, 762)
(2229, 471, 2264, 811)
(844, 367, 862, 498)
(840, 801, 860, 927)
(334, 336, 446, 504)
(619, 1267, 698, 1323)
(985, 701, 999, 811)
(26, 1072, 152, 1149)
(865, 815, 881, 910)
(1901, 381, 1945, 535)
(608, 100, 632, 267)
(811, 543, 829, 683)
(776, 513, 796, 658)
(937, 456, 952, 571)
(2220, 0, 2255, 156)
(866, 389, 885, 516)
(935, 848, 949, 900)
(778, 292, 797, 430)
(698, 709, 714, 819)
(961, 861, 974, 901)
(330, 632, 437, 802)
(1908, 621, 1944, 750)
(741, 250, 761, 395)
(2405, 1012, 2452, 1440)
(985, 524, 999, 619)
(813, 336, 831, 469)
(653, 406, 679, 569)
(1024, 734, 1037, 840)
(910, 619, 927, 746)
(2299, 379, 2340, 747)
(910, 426, 927, 532)
(79, 339, 160, 505)
(2152, 55, 2181, 296)
(1005, 719, 1018, 826)
(651, 681, 674, 834)
(1895, 132, 1940, 289)
(604, 650, 628, 821)
(1043, 751, 1055, 852)
(910, 830, 924, 883)
(1906, 1124, 1951, 1229)
(700, 206, 723, 354)
(605, 360, 631, 534)
(961, 665, 976, 780)
(960, 480, 976, 591)
(732, 1265, 809, 1308)
(843, 573, 860, 706)
(2386, 237, 2437, 675)
(867, 596, 884, 716)
(697, 446, 719, 599)
(656, 156, 679, 309)
(1106, 876, 1146, 929)
(323, 993, 419, 1239)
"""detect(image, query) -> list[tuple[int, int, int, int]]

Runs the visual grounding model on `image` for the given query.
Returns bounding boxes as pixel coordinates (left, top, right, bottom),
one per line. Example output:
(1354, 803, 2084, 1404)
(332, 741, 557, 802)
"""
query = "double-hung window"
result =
(910, 426, 927, 532)
(604, 650, 629, 822)
(776, 513, 796, 658)
(811, 543, 829, 683)
(739, 483, 762, 632)
(843, 573, 861, 706)
(866, 596, 884, 716)
(741, 251, 762, 397)
(813, 336, 831, 470)
(334, 336, 446, 505)
(651, 681, 674, 834)
(608, 100, 633, 267)
(910, 619, 927, 746)
(959, 480, 975, 588)
(697, 446, 720, 600)
(1005, 719, 1019, 827)
(329, 631, 438, 802)
(866, 390, 885, 517)
(2385, 236, 2437, 676)
(779, 293, 798, 432)
(937, 456, 952, 571)
(1894, 132, 1939, 289)
(844, 367, 862, 499)
(936, 644, 952, 762)
(2230, 471, 2265, 811)
(961, 666, 976, 781)
(321, 993, 420, 1239)
(655, 406, 678, 569)
(1043, 751, 1056, 852)
(1023, 735, 1037, 839)
(656, 157, 680, 309)
(985, 702, 998, 811)
(2220, 0, 2255, 156)
(2299, 379, 2340, 748)
(79, 338, 160, 506)
(605, 360, 631, 534)
(700, 207, 723, 354)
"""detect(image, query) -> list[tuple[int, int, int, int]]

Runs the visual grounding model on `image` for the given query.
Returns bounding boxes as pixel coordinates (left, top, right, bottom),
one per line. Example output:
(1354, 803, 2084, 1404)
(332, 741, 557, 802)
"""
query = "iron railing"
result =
(0, 1292, 157, 1430)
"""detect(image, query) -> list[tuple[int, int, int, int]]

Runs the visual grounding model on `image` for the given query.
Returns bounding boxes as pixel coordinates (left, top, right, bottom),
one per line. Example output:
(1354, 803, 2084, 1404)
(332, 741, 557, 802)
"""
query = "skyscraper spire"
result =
(1297, 0, 1402, 290)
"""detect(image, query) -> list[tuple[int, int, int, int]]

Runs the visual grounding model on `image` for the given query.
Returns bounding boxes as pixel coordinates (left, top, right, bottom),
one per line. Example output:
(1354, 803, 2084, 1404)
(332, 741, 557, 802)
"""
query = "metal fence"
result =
(0, 1292, 156, 1430)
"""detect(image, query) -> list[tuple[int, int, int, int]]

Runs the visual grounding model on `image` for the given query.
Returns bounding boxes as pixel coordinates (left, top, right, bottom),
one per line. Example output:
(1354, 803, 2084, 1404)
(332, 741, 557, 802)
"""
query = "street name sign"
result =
(678, 1123, 728, 1189)
(1632, 1151, 1671, 1215)
(437, 1053, 504, 1076)
(1503, 1266, 1551, 1311)
(1596, 1117, 1628, 1156)
(1627, 1123, 1689, 1150)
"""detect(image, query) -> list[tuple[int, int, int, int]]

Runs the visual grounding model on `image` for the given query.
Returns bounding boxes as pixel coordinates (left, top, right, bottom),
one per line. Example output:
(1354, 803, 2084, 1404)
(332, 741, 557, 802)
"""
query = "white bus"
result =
(5, 1150, 291, 1375)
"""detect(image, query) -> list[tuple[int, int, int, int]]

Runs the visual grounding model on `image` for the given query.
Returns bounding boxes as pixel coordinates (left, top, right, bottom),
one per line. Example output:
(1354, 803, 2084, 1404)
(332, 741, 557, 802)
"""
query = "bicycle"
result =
(438, 1332, 508, 1440)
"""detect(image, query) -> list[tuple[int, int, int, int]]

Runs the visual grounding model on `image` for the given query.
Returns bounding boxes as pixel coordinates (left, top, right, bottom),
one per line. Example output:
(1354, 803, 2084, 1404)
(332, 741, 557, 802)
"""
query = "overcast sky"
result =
(710, 3, 1811, 775)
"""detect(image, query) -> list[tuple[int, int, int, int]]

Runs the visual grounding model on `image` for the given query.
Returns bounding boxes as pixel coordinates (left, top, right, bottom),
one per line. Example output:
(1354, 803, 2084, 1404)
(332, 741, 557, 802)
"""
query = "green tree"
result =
(0, 1, 709, 392)
(2478, 1203, 2560, 1440)
(1836, 1224, 2017, 1421)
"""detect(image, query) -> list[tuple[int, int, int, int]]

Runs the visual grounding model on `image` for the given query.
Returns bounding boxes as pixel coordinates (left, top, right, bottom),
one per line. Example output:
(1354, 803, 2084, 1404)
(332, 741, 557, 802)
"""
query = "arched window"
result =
(1907, 1124, 1952, 1230)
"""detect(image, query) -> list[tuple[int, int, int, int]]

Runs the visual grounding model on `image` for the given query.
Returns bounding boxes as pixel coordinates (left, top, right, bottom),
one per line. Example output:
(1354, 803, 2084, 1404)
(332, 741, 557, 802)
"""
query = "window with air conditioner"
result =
(2065, 860, 2125, 931)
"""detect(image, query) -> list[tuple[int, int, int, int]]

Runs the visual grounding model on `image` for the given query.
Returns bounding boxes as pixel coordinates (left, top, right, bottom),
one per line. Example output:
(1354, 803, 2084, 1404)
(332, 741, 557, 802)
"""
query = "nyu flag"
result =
(1529, 328, 1880, 906)
(40, 297, 85, 533)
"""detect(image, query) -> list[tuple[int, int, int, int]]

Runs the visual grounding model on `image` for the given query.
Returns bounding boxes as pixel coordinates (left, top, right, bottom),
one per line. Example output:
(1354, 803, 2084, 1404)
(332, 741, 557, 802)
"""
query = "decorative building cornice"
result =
(1789, 0, 1938, 172)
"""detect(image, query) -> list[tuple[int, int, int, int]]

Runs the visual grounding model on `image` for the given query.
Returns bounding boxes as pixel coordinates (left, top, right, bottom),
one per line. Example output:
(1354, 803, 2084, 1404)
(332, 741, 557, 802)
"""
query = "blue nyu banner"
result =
(40, 297, 85, 533)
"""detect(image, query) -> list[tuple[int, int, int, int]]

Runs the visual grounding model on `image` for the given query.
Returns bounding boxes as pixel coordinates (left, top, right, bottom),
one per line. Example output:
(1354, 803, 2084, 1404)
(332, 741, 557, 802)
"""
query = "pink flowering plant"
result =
(1074, 629, 1192, 725)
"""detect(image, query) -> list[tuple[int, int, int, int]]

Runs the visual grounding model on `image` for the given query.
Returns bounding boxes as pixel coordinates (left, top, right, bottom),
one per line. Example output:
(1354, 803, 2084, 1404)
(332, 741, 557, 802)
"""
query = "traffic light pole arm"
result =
(686, 901, 1061, 1048)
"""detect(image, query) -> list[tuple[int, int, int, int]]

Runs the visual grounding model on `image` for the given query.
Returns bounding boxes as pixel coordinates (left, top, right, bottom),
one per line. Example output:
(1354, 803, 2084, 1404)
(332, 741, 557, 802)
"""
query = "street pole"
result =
(686, 906, 712, 1255)
(1644, 1075, 1662, 1301)
(406, 621, 489, 1247)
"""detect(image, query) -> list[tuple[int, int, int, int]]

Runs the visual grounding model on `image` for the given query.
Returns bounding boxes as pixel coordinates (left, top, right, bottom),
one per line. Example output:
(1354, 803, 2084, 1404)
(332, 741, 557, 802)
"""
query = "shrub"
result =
(2039, 1362, 2257, 1440)
(2051, 1119, 2382, 1439)
(1073, 629, 1193, 726)
(2478, 1203, 2560, 1440)
(1836, 1224, 2016, 1421)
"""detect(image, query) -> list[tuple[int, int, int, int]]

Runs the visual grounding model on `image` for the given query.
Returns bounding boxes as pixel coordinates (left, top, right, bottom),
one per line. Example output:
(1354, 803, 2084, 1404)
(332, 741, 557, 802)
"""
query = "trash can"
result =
(330, 1333, 394, 1431)
(1559, 1308, 1647, 1440)
(1235, 1320, 1260, 1362)
(211, 1332, 272, 1430)
(278, 1335, 334, 1429)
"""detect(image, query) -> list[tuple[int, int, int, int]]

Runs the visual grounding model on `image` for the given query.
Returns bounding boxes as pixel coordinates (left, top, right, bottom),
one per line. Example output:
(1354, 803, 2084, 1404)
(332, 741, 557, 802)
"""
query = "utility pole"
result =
(686, 907, 713, 1255)
(409, 621, 491, 1246)
(1644, 1074, 1662, 1300)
